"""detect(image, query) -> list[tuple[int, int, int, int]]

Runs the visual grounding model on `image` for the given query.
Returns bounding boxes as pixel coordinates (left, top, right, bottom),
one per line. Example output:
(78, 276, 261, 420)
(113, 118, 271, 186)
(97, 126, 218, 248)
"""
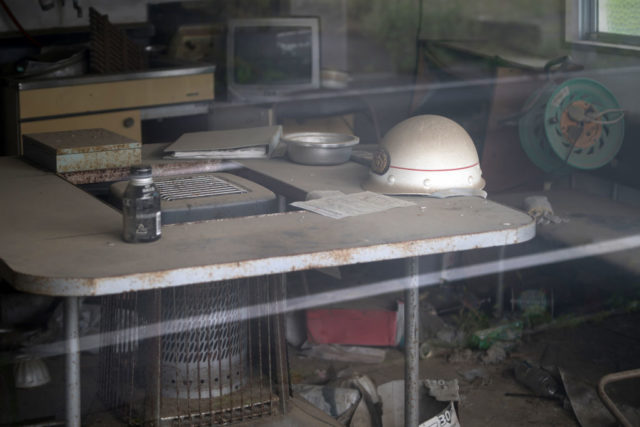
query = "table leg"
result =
(64, 296, 81, 427)
(142, 290, 162, 425)
(494, 245, 506, 318)
(404, 256, 420, 427)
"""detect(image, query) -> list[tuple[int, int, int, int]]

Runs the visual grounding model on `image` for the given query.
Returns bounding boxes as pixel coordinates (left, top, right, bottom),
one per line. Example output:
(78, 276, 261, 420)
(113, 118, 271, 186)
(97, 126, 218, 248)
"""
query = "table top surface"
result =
(0, 155, 535, 296)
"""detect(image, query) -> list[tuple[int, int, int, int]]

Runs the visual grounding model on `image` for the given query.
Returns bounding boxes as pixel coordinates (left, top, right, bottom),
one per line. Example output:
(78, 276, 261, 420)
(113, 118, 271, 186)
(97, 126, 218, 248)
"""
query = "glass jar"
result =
(122, 165, 161, 243)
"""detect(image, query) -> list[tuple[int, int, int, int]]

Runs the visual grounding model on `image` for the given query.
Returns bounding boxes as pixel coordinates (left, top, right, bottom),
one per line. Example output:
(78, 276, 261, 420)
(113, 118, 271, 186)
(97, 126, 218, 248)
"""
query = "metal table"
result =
(0, 156, 535, 426)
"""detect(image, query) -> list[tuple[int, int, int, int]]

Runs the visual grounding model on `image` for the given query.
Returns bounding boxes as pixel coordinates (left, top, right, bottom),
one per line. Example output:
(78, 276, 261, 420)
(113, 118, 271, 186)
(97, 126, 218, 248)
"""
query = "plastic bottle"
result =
(514, 360, 559, 397)
(122, 165, 161, 243)
(470, 321, 523, 350)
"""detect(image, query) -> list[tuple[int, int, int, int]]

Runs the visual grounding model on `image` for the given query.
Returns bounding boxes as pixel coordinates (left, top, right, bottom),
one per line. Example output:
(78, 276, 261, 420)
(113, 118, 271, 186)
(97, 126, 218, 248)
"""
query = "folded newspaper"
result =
(164, 125, 284, 159)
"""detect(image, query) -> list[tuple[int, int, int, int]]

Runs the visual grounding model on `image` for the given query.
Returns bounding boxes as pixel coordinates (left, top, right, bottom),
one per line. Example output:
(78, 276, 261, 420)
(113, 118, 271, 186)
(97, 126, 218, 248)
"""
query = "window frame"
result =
(566, 0, 640, 51)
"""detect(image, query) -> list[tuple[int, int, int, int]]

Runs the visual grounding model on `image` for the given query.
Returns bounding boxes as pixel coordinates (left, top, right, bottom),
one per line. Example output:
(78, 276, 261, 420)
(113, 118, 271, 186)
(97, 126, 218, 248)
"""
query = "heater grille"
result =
(160, 280, 247, 399)
(98, 276, 289, 426)
(155, 175, 248, 201)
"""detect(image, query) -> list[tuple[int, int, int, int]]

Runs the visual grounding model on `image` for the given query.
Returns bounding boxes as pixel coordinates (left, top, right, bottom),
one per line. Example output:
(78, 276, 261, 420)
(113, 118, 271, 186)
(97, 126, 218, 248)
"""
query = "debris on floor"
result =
(513, 360, 560, 398)
(287, 265, 640, 427)
(469, 320, 523, 350)
(447, 348, 475, 364)
(350, 398, 375, 427)
(458, 367, 489, 384)
(292, 374, 384, 426)
(559, 368, 615, 427)
(424, 379, 460, 402)
(377, 379, 460, 427)
(480, 341, 509, 365)
(419, 401, 460, 427)
(299, 343, 388, 364)
(292, 384, 361, 420)
(339, 375, 383, 427)
(523, 195, 567, 225)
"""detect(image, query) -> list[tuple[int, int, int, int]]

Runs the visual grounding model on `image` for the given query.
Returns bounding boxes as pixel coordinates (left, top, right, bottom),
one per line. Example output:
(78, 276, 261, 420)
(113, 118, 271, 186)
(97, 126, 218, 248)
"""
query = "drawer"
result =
(19, 73, 214, 119)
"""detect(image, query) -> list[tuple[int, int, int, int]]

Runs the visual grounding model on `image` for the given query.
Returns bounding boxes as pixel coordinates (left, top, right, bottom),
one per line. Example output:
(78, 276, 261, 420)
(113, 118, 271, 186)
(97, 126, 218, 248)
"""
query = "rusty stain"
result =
(153, 160, 231, 177)
(60, 159, 232, 185)
(11, 223, 535, 297)
(60, 166, 130, 184)
(560, 100, 602, 148)
(5, 178, 536, 297)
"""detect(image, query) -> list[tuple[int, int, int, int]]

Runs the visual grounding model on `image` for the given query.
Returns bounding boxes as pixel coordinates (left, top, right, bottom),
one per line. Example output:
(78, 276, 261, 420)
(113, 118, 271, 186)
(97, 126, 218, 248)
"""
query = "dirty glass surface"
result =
(599, 0, 640, 36)
(2, 1, 640, 426)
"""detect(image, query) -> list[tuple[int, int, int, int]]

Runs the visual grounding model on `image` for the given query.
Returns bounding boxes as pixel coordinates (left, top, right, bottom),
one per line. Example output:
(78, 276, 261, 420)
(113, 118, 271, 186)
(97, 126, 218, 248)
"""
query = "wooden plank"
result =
(19, 74, 214, 119)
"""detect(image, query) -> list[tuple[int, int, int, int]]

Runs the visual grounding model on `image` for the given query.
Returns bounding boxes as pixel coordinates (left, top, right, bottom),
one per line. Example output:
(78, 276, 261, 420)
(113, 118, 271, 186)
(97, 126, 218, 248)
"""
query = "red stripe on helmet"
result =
(389, 162, 479, 172)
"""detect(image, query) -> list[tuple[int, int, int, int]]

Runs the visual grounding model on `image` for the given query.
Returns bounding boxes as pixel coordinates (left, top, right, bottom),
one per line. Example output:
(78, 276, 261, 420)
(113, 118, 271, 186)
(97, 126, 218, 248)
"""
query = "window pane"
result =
(598, 0, 640, 36)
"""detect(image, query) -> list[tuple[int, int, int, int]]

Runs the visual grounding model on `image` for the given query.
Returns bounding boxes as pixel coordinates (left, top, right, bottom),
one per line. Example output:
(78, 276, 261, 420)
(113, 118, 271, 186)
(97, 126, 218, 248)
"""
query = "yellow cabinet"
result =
(2, 66, 215, 155)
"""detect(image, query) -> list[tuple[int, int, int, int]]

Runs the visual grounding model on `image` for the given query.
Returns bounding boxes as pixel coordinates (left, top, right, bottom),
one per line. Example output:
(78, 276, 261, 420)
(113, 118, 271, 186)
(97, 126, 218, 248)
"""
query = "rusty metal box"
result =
(22, 128, 141, 173)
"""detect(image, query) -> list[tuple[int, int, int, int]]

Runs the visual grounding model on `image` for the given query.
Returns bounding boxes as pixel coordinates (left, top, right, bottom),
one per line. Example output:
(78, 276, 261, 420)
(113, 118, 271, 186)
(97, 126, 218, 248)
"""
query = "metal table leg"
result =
(494, 245, 506, 318)
(404, 256, 420, 427)
(64, 297, 81, 427)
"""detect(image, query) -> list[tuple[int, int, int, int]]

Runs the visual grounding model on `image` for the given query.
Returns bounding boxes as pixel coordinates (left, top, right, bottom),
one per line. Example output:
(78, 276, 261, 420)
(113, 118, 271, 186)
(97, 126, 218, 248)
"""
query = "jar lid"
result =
(130, 165, 152, 178)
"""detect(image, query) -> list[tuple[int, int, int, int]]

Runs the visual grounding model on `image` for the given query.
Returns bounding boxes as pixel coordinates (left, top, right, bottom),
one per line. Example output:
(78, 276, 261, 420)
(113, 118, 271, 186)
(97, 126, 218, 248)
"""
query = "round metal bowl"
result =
(283, 132, 359, 165)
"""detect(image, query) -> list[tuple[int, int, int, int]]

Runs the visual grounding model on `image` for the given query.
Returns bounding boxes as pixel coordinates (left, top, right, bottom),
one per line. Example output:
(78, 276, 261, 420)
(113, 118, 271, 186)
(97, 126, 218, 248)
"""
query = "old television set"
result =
(226, 17, 320, 101)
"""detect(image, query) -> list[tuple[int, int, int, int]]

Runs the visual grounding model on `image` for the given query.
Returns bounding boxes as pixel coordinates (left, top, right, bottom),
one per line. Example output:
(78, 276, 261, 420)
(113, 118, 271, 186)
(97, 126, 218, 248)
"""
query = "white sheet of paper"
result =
(291, 191, 415, 219)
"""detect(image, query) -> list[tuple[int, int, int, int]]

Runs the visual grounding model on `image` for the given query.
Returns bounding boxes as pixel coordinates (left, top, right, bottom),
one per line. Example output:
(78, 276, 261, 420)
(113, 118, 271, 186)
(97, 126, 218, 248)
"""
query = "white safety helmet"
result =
(362, 115, 487, 198)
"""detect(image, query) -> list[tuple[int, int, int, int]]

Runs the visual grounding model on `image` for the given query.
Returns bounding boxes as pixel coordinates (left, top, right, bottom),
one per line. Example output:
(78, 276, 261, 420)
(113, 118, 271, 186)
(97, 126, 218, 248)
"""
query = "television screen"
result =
(227, 18, 320, 101)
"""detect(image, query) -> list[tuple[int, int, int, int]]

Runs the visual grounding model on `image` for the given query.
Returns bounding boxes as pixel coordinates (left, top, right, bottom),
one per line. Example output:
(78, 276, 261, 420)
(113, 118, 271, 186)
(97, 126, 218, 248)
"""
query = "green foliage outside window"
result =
(599, 0, 640, 37)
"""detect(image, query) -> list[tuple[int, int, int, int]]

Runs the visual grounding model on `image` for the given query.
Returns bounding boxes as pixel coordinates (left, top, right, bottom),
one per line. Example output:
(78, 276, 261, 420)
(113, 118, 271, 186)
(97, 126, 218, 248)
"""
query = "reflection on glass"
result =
(234, 26, 312, 85)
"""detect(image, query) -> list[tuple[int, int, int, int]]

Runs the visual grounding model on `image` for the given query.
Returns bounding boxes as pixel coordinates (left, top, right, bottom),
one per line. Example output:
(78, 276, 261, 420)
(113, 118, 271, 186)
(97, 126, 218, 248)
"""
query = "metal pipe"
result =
(404, 256, 420, 427)
(597, 368, 640, 427)
(274, 274, 289, 415)
(495, 245, 506, 318)
(152, 290, 162, 425)
(64, 297, 81, 427)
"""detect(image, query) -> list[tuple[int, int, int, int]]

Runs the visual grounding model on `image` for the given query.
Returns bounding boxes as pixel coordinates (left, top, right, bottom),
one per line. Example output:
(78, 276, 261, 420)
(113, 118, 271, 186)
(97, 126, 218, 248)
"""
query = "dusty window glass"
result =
(598, 0, 640, 37)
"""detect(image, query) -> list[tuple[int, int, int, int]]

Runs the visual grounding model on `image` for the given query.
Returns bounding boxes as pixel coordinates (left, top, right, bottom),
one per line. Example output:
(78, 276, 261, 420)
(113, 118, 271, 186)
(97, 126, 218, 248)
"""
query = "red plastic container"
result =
(306, 307, 400, 347)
